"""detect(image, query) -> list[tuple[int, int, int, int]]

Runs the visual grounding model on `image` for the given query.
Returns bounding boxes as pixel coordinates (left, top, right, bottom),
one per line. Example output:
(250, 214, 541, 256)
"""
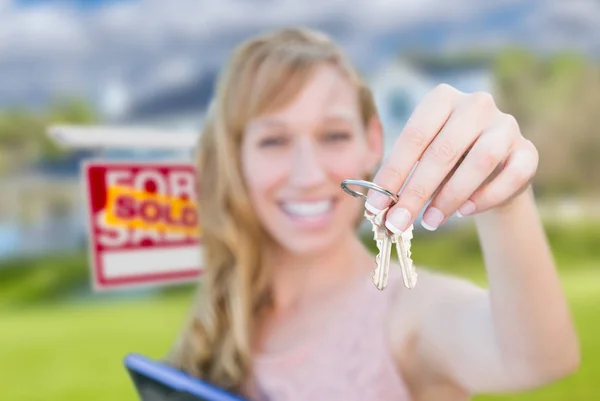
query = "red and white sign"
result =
(82, 160, 203, 291)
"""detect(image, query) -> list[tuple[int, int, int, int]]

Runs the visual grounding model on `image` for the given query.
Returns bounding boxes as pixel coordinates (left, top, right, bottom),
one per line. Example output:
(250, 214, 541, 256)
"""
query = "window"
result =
(388, 90, 412, 123)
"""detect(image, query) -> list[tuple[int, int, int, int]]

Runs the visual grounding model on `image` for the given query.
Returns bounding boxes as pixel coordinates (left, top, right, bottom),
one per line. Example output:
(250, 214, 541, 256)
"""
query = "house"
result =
(0, 156, 91, 260)
(368, 56, 495, 156)
(36, 54, 494, 259)
(115, 69, 218, 134)
(98, 55, 494, 152)
(365, 55, 494, 227)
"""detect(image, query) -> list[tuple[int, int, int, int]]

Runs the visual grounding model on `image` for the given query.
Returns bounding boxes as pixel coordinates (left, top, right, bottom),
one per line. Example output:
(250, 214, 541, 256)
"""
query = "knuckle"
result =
(378, 163, 404, 184)
(482, 186, 504, 206)
(471, 91, 496, 110)
(504, 113, 520, 133)
(434, 83, 456, 97)
(403, 124, 430, 148)
(532, 147, 540, 167)
(505, 113, 519, 128)
(476, 149, 503, 171)
(508, 163, 532, 187)
(526, 140, 540, 163)
(439, 184, 463, 206)
(427, 139, 459, 164)
(405, 183, 429, 202)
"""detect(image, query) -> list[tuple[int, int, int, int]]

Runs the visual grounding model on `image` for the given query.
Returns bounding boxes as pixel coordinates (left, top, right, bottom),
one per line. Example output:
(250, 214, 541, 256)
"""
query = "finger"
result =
(365, 84, 462, 213)
(384, 93, 497, 234)
(422, 114, 514, 230)
(460, 139, 538, 215)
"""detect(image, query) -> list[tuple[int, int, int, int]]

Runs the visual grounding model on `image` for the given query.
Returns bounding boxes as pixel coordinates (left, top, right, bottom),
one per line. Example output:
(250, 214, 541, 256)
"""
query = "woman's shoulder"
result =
(384, 265, 488, 381)
(387, 263, 486, 302)
(385, 264, 488, 337)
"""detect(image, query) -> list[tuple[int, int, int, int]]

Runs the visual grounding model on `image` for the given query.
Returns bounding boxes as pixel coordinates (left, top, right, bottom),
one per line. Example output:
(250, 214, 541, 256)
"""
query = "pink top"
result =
(248, 270, 411, 401)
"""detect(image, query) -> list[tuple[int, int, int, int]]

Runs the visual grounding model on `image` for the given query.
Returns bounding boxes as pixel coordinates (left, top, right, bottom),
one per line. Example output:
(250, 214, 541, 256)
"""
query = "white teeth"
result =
(281, 200, 332, 217)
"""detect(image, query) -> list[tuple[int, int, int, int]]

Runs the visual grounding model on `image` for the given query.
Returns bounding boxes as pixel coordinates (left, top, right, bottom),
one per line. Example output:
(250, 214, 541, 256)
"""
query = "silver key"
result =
(391, 224, 418, 289)
(365, 207, 393, 291)
(339, 178, 417, 290)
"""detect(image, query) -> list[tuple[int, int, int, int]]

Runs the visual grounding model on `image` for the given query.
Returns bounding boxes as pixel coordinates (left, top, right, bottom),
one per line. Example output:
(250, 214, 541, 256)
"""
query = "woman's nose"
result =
(288, 138, 327, 188)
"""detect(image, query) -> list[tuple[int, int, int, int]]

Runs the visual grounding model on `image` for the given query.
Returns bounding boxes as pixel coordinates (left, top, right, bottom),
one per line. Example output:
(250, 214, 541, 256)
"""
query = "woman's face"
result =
(241, 64, 382, 256)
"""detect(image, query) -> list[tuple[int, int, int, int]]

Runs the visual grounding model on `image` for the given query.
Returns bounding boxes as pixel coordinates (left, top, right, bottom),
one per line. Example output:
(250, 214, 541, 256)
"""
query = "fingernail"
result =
(366, 191, 390, 214)
(422, 207, 444, 231)
(385, 208, 411, 234)
(364, 201, 381, 215)
(458, 200, 476, 216)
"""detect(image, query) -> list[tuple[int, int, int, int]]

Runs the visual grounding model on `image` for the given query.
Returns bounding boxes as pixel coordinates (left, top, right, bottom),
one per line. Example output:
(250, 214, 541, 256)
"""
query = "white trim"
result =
(47, 124, 199, 150)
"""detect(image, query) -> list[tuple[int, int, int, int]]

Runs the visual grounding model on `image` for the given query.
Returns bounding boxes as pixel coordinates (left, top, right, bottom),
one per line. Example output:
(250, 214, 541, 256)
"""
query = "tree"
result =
(493, 48, 600, 197)
(0, 97, 98, 175)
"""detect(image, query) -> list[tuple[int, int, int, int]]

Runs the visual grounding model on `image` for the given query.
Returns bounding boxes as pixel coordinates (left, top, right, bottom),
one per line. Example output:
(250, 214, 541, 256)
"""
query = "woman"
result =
(166, 27, 579, 400)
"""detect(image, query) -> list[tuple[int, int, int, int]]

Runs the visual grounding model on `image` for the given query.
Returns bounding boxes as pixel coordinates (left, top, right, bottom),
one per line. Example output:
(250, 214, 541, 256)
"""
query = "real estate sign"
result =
(82, 160, 203, 290)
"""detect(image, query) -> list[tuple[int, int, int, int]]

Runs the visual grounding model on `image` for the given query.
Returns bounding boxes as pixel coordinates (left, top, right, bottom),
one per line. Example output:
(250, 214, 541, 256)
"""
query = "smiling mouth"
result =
(279, 199, 334, 218)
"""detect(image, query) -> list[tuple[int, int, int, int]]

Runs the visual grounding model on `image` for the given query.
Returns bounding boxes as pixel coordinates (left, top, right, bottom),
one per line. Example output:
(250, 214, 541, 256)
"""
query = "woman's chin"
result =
(280, 236, 337, 256)
(274, 225, 349, 256)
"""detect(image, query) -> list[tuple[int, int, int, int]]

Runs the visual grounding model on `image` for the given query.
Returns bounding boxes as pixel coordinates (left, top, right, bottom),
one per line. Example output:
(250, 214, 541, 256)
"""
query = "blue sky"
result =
(15, 0, 125, 9)
(1, 0, 599, 112)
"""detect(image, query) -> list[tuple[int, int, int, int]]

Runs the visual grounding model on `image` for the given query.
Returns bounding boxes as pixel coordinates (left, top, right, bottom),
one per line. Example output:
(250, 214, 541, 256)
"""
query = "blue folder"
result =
(124, 353, 247, 401)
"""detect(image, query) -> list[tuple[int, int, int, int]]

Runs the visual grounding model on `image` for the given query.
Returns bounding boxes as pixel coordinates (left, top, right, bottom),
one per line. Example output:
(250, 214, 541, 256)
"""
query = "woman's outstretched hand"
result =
(366, 83, 539, 233)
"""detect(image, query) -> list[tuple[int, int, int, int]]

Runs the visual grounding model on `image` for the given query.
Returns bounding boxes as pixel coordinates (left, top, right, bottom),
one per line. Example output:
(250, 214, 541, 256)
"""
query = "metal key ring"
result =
(340, 179, 399, 204)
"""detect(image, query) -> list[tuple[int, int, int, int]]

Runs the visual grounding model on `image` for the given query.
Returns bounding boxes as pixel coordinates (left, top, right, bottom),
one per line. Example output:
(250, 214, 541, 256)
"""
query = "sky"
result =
(0, 0, 599, 113)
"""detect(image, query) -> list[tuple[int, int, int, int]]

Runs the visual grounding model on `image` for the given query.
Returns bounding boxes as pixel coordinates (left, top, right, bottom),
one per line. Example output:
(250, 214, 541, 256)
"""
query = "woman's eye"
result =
(258, 135, 288, 148)
(323, 131, 351, 142)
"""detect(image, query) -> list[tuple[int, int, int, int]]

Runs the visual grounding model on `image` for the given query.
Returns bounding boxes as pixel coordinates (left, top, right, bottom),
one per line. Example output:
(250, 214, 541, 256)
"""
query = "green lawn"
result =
(1, 219, 598, 400)
(1, 266, 597, 401)
(1, 295, 192, 401)
(478, 266, 599, 401)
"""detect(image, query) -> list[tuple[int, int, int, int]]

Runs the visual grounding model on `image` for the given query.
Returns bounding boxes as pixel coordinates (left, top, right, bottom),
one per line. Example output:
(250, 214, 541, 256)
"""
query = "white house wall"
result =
(367, 60, 494, 158)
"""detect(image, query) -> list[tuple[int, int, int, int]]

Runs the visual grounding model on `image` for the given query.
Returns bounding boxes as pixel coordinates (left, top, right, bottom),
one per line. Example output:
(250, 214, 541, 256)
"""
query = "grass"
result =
(0, 294, 194, 401)
(0, 251, 90, 309)
(1, 268, 598, 401)
(1, 219, 599, 400)
(478, 267, 600, 401)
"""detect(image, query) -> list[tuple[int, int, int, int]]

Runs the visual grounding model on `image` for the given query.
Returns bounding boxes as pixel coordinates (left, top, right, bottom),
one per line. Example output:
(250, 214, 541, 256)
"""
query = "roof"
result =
(123, 69, 218, 123)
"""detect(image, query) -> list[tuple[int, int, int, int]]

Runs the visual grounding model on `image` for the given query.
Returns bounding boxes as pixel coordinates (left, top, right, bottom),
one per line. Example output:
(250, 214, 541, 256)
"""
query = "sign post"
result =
(48, 124, 203, 291)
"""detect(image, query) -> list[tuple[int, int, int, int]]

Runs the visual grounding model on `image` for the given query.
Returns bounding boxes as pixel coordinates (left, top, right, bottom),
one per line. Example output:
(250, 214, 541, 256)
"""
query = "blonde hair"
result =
(165, 27, 378, 395)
